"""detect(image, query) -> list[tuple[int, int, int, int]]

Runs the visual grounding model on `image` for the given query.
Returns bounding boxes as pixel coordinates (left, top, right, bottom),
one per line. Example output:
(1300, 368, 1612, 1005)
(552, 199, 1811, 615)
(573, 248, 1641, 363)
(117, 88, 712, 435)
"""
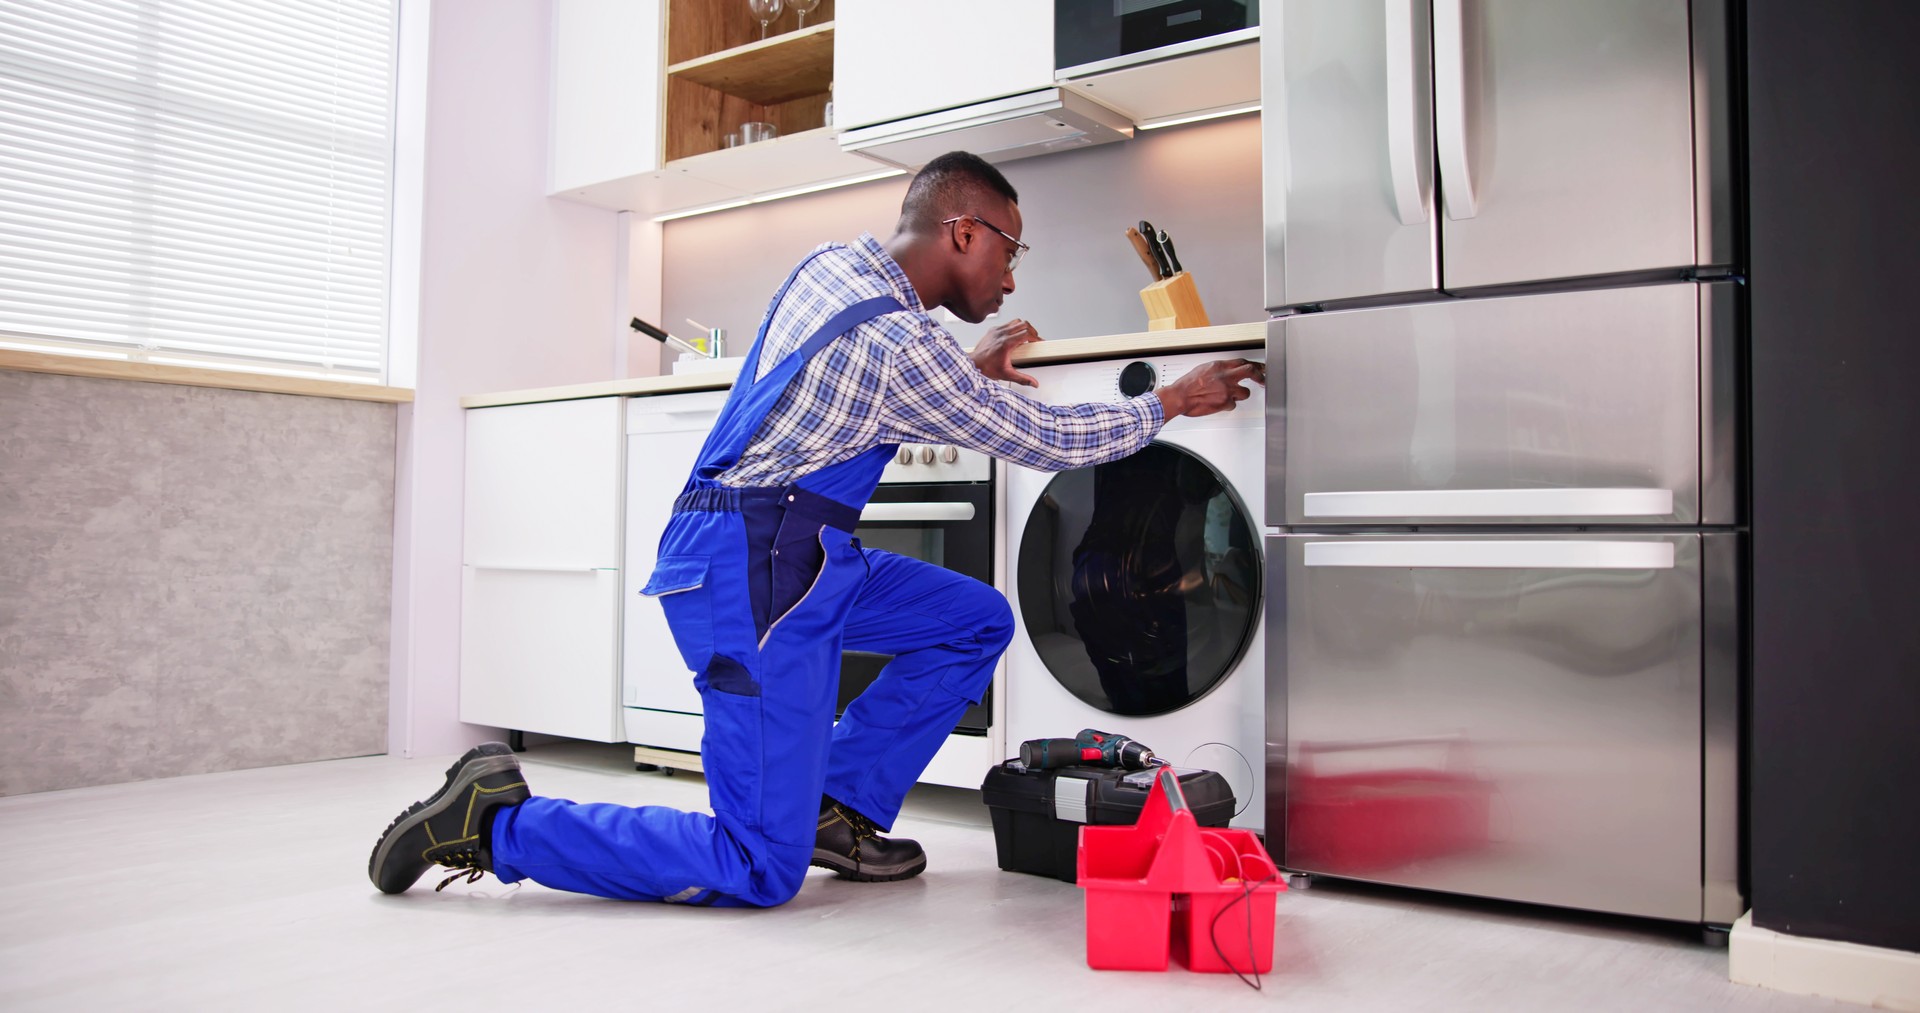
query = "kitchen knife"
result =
(1157, 228, 1184, 275)
(1138, 219, 1174, 279)
(1125, 226, 1164, 281)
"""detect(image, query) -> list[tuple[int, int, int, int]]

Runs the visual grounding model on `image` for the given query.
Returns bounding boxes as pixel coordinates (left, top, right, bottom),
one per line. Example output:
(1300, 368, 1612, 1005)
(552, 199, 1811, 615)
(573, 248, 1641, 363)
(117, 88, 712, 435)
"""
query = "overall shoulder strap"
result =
(785, 296, 904, 370)
(734, 246, 839, 388)
(689, 294, 906, 484)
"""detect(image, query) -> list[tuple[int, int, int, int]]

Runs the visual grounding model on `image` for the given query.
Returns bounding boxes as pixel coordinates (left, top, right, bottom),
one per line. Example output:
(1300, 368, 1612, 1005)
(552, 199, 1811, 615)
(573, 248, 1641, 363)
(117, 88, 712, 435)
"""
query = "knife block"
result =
(1140, 271, 1210, 331)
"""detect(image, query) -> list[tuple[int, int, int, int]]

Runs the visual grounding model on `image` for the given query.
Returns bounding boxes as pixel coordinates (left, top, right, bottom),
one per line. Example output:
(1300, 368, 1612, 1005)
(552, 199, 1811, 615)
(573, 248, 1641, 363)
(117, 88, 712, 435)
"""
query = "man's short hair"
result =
(898, 152, 1019, 231)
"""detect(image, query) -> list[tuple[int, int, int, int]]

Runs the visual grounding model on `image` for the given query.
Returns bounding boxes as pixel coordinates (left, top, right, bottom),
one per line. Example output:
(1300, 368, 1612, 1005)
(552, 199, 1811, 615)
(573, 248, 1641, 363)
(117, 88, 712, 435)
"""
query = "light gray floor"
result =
(2, 742, 1836, 1012)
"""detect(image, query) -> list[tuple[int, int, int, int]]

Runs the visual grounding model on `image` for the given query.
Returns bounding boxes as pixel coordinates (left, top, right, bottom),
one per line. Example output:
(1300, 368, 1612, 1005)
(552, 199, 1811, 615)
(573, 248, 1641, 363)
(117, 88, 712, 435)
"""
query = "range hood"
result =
(838, 88, 1134, 171)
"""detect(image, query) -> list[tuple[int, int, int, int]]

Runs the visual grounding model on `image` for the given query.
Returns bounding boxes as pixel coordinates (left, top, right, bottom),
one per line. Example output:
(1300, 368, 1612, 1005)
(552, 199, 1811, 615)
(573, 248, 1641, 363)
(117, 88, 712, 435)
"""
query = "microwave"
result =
(1055, 0, 1260, 76)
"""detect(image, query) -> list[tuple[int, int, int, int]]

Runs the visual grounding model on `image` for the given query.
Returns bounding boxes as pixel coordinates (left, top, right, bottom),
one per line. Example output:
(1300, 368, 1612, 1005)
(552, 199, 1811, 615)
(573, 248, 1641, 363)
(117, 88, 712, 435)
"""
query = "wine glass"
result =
(790, 0, 821, 30)
(747, 0, 783, 40)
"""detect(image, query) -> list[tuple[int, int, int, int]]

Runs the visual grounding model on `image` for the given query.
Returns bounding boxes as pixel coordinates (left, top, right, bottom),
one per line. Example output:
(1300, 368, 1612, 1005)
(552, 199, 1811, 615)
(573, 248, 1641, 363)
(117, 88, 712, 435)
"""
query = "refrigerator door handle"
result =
(1432, 0, 1479, 219)
(1384, 0, 1432, 226)
(1304, 540, 1677, 570)
(1303, 487, 1675, 519)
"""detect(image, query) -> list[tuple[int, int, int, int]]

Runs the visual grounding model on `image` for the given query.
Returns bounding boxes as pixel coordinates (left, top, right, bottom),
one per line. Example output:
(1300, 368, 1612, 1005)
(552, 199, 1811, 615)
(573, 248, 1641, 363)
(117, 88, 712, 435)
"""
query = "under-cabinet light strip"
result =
(1134, 102, 1261, 130)
(651, 198, 753, 223)
(753, 168, 906, 204)
(652, 168, 907, 223)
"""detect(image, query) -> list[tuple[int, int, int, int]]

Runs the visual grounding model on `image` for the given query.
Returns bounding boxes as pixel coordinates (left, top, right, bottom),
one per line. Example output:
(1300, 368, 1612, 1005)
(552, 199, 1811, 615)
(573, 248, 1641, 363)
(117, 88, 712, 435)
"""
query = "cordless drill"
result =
(1018, 728, 1156, 770)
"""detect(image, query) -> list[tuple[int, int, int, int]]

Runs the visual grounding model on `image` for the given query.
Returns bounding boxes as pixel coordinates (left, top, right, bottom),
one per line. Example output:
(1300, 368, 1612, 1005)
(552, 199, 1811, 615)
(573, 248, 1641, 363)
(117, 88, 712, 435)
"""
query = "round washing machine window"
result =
(1016, 441, 1263, 717)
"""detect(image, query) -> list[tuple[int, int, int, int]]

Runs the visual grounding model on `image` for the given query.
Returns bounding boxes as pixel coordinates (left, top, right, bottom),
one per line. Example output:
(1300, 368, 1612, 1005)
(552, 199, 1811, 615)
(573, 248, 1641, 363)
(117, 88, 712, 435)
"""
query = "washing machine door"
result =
(1016, 442, 1263, 716)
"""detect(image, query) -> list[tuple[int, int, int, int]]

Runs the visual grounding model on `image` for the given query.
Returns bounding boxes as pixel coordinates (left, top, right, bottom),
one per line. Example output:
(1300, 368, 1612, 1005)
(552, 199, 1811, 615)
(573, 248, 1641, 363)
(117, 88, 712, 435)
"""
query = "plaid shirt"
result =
(716, 233, 1165, 488)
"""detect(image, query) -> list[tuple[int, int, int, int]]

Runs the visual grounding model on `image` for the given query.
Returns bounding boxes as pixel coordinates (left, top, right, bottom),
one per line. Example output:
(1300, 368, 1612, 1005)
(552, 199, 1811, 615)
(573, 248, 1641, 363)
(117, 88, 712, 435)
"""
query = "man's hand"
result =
(971, 319, 1042, 388)
(1154, 358, 1266, 418)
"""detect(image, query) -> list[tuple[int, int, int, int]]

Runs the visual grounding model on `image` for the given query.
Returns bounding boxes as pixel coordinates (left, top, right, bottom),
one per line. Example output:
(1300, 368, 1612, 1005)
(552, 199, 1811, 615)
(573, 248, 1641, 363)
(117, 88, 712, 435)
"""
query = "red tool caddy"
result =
(1076, 767, 1285, 974)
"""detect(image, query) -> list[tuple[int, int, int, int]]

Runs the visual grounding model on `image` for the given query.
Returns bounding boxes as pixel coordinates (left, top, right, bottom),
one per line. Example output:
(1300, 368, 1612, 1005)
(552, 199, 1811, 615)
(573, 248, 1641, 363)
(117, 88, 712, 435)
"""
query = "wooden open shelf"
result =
(665, 0, 838, 162)
(667, 22, 835, 106)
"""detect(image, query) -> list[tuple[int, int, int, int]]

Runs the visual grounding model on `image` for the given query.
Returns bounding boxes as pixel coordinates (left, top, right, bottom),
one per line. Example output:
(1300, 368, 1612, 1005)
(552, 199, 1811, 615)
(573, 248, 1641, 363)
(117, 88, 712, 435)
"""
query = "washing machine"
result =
(1004, 348, 1267, 830)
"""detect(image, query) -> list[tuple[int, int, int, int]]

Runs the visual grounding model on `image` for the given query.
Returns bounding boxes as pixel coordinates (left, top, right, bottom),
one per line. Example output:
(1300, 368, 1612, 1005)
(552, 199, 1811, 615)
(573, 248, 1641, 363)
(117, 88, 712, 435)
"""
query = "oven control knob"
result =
(897, 446, 915, 465)
(920, 446, 937, 464)
(1118, 361, 1157, 398)
(941, 446, 960, 464)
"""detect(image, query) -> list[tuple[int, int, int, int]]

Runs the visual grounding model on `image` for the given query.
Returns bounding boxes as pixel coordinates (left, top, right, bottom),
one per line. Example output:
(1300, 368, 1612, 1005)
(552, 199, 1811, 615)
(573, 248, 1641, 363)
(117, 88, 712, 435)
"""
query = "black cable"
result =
(1208, 870, 1278, 991)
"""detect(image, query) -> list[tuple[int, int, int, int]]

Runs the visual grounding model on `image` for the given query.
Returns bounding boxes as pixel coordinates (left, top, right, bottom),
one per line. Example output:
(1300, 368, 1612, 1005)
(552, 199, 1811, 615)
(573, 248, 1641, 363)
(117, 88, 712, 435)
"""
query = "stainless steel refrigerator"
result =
(1261, 0, 1743, 927)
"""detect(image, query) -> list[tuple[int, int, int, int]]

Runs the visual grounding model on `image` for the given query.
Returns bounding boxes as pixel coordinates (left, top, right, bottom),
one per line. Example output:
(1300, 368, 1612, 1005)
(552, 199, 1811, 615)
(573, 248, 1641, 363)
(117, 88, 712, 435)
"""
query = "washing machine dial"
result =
(1118, 361, 1157, 398)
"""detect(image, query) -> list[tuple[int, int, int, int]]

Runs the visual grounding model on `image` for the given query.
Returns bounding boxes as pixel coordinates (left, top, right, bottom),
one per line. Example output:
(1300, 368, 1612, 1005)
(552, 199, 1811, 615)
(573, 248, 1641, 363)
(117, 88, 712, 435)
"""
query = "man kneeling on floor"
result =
(367, 151, 1264, 907)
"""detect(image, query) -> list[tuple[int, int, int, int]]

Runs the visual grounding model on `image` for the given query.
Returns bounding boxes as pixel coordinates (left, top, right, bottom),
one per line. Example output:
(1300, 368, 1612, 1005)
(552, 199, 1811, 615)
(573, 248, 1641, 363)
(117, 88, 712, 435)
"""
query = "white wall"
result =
(389, 0, 640, 757)
(661, 114, 1263, 364)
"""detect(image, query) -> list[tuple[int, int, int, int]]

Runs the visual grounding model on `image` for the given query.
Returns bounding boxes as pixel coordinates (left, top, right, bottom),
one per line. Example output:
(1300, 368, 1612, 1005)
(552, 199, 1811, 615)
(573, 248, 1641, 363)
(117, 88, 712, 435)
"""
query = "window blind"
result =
(0, 0, 397, 383)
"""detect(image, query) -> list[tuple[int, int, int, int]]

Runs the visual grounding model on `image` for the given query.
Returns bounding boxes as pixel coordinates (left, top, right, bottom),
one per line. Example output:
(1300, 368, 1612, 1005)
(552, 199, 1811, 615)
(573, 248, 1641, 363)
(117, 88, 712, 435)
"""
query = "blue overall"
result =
(489, 251, 1013, 907)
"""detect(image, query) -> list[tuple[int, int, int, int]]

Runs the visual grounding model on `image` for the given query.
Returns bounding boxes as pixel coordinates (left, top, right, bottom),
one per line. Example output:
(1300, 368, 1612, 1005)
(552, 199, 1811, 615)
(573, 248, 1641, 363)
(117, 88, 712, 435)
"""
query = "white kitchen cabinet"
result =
(461, 568, 623, 742)
(549, 0, 665, 197)
(832, 0, 1054, 131)
(464, 398, 624, 568)
(547, 0, 887, 216)
(461, 398, 626, 741)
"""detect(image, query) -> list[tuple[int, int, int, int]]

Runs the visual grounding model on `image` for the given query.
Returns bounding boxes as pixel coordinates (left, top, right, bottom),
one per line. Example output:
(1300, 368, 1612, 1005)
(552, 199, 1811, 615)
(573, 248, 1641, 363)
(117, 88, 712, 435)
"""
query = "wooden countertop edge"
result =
(0, 349, 414, 403)
(461, 322, 1265, 408)
(1009, 321, 1265, 366)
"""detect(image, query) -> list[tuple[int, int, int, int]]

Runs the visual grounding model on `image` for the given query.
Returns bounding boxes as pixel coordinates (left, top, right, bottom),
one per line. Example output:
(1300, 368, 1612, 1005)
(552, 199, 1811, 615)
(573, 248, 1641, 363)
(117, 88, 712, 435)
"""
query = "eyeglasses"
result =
(941, 215, 1029, 273)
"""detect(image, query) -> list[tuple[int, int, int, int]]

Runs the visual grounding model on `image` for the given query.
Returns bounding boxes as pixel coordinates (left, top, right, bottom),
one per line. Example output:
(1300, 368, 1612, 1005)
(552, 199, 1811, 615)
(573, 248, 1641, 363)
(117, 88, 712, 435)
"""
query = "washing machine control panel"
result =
(1098, 356, 1265, 415)
(1118, 360, 1157, 397)
(1018, 351, 1265, 433)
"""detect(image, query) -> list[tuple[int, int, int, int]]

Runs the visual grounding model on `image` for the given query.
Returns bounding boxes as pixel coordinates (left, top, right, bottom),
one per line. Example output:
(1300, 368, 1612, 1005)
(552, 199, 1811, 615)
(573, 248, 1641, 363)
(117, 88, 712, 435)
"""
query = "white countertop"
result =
(460, 321, 1263, 408)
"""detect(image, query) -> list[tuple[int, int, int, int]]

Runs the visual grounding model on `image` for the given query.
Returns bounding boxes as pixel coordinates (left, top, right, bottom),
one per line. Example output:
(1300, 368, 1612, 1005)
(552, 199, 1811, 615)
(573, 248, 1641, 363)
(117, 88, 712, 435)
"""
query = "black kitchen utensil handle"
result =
(1157, 229, 1184, 275)
(630, 317, 672, 342)
(1138, 219, 1173, 279)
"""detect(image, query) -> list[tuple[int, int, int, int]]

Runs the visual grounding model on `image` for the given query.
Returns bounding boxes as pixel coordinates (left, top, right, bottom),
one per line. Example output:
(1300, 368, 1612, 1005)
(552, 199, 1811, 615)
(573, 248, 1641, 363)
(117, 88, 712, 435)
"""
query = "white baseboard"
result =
(1730, 912, 1920, 1011)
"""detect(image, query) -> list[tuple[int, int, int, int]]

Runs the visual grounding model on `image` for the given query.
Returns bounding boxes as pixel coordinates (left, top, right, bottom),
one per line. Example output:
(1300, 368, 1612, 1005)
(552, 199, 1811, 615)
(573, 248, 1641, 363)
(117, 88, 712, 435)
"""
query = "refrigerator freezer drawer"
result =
(1269, 532, 1735, 922)
(1274, 283, 1737, 527)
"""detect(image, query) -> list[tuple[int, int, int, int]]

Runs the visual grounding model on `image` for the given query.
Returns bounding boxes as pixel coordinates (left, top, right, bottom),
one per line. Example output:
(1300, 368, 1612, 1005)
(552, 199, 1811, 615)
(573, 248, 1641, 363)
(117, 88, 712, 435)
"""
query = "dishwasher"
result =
(621, 389, 729, 762)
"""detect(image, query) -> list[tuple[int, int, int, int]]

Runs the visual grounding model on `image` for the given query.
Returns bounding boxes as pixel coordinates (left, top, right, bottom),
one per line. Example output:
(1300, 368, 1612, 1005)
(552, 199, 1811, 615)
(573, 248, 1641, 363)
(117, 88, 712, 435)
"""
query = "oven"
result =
(842, 444, 995, 734)
(1054, 0, 1260, 76)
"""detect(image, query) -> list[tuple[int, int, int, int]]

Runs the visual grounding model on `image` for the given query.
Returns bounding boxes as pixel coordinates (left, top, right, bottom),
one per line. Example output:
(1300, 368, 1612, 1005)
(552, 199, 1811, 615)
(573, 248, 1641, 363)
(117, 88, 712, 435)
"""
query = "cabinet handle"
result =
(1303, 488, 1675, 518)
(1304, 540, 1676, 570)
(1384, 0, 1431, 226)
(1433, 0, 1478, 219)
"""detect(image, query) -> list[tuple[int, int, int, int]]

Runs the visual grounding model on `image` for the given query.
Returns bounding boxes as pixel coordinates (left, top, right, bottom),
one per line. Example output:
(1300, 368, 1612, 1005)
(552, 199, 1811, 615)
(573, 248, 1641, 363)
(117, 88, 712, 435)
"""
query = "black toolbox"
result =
(980, 760, 1238, 883)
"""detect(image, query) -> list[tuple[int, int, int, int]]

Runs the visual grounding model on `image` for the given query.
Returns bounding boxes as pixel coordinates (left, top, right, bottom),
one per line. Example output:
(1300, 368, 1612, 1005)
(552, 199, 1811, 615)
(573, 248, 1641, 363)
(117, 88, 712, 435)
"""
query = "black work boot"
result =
(812, 799, 927, 882)
(368, 742, 531, 894)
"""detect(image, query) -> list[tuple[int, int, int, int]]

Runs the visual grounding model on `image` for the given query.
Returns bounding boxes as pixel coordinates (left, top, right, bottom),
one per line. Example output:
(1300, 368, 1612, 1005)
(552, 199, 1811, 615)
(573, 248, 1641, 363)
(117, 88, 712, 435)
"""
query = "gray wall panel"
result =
(1747, 0, 1920, 954)
(0, 371, 395, 795)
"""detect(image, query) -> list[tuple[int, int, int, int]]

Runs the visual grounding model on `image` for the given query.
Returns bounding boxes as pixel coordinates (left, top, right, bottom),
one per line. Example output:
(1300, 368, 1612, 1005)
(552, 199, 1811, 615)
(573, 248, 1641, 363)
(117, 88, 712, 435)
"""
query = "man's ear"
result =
(947, 215, 975, 255)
